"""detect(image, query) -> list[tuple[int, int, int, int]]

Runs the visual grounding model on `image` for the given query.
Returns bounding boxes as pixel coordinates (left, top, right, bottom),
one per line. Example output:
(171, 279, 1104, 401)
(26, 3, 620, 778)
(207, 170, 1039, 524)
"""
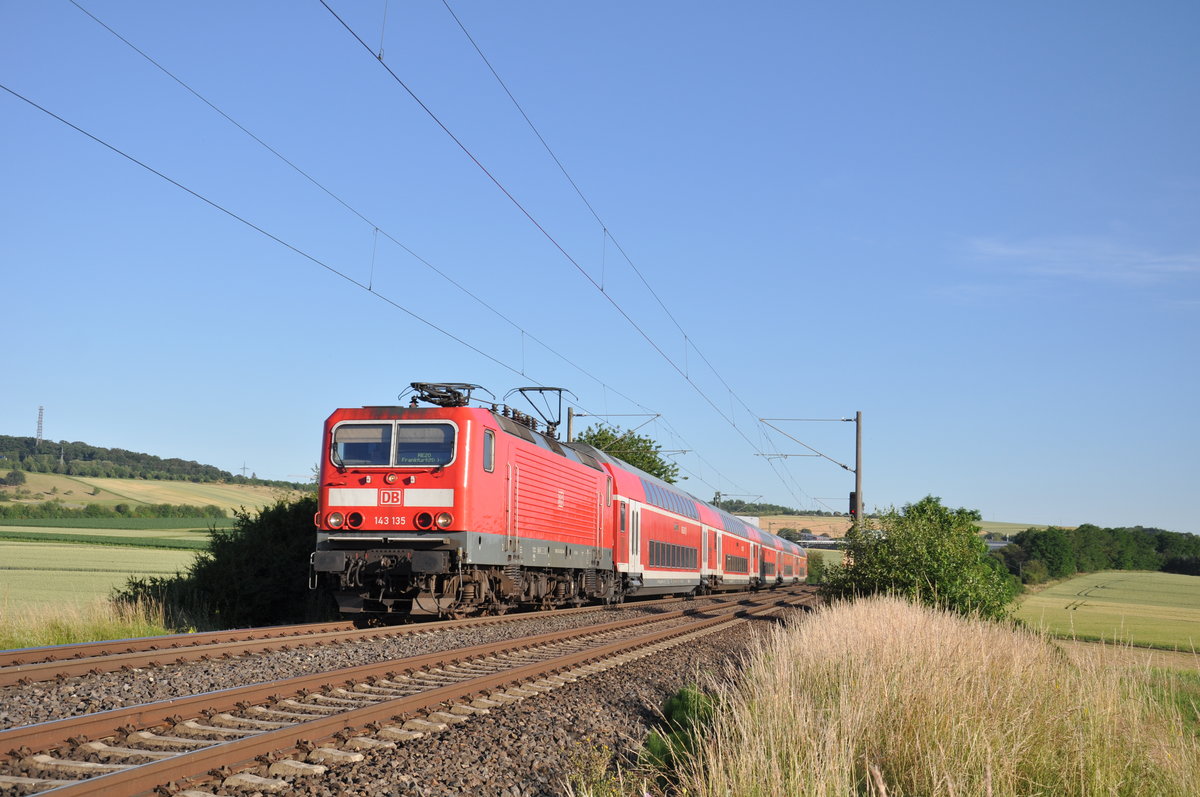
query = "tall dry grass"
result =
(678, 596, 1200, 797)
(0, 597, 180, 651)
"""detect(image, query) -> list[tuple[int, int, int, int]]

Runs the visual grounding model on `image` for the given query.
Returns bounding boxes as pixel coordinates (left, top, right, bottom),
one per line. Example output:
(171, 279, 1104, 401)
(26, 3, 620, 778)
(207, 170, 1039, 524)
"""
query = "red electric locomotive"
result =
(309, 383, 806, 622)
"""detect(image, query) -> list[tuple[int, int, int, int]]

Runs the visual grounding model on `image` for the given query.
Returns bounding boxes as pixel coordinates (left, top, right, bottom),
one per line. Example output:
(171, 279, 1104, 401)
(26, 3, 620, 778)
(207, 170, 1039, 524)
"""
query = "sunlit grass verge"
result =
(670, 596, 1200, 797)
(0, 597, 184, 651)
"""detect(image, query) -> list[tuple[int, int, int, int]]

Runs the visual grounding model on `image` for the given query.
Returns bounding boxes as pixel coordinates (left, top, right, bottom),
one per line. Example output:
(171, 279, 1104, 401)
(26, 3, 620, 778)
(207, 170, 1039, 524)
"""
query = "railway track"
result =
(0, 587, 816, 795)
(0, 591, 760, 688)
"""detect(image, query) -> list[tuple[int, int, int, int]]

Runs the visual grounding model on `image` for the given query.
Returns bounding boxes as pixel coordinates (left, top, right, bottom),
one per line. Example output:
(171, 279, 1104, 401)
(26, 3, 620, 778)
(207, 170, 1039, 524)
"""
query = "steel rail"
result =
(0, 622, 352, 669)
(0, 589, 795, 687)
(42, 595, 810, 796)
(0, 592, 808, 754)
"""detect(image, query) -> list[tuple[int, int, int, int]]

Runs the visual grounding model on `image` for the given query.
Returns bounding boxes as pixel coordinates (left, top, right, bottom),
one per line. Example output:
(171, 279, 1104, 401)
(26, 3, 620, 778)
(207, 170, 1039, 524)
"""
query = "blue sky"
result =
(2, 1, 1197, 532)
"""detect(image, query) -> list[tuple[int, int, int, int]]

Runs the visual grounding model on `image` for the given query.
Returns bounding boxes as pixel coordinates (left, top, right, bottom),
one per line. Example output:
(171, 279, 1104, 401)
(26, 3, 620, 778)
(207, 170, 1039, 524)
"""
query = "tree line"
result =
(0, 501, 227, 520)
(0, 435, 306, 489)
(993, 524, 1200, 582)
(712, 497, 853, 517)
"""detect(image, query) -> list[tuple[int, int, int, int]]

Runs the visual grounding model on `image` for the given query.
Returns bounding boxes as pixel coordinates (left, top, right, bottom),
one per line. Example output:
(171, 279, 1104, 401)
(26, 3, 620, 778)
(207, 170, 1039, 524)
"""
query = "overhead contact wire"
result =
(432, 2, 814, 506)
(0, 82, 524, 383)
(67, 0, 654, 421)
(319, 1, 756, 440)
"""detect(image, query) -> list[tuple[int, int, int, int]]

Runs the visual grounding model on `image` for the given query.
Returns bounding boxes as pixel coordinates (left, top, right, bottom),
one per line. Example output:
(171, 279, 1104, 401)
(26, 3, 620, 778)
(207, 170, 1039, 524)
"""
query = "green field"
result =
(1016, 571, 1200, 650)
(0, 524, 210, 550)
(0, 541, 197, 609)
(977, 520, 1056, 536)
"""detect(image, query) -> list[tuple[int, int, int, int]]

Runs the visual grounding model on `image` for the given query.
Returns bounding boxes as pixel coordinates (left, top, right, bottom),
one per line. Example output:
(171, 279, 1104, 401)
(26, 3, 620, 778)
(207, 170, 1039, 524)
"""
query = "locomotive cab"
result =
(312, 410, 474, 619)
(310, 383, 620, 622)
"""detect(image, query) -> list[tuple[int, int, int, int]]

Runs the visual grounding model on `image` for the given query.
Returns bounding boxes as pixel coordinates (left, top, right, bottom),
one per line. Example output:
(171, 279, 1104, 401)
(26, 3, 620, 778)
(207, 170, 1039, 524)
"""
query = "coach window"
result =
(619, 501, 627, 533)
(333, 424, 392, 467)
(483, 430, 495, 472)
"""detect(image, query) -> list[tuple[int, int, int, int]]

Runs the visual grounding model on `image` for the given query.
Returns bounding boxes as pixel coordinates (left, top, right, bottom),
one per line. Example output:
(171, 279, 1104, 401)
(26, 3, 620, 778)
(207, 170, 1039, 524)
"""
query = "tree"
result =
(822, 495, 1018, 620)
(575, 425, 680, 484)
(1014, 528, 1077, 578)
(806, 550, 827, 584)
(3, 470, 25, 486)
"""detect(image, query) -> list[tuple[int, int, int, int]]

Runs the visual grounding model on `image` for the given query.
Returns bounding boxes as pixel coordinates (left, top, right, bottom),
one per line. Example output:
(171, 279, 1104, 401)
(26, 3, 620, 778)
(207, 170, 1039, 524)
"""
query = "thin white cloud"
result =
(966, 236, 1200, 286)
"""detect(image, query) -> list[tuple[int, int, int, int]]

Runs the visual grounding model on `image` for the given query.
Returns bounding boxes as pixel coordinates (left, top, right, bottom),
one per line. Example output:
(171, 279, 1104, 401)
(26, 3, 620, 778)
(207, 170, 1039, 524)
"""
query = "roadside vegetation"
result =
(572, 597, 1200, 796)
(0, 597, 176, 651)
(570, 495, 1200, 795)
(821, 495, 1019, 619)
(115, 496, 334, 630)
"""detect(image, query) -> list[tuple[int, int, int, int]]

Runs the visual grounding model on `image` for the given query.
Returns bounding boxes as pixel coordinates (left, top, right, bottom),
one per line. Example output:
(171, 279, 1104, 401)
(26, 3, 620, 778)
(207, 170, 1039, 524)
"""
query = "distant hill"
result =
(0, 471, 299, 515)
(0, 435, 304, 490)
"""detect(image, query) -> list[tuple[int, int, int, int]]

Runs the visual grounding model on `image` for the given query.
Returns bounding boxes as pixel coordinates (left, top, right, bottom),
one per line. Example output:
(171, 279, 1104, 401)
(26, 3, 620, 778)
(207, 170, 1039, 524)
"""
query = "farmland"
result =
(0, 472, 302, 514)
(1016, 571, 1200, 650)
(757, 514, 852, 538)
(0, 524, 211, 549)
(0, 541, 197, 610)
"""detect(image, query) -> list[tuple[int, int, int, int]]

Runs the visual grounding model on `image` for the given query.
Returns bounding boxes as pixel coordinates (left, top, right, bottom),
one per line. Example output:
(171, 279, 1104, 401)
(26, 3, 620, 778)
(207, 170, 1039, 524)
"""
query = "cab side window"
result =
(483, 430, 495, 472)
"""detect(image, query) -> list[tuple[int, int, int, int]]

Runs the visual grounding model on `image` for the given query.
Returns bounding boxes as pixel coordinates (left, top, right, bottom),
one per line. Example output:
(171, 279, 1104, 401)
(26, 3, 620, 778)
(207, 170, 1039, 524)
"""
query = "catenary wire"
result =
(64, 0, 696, 457)
(0, 79, 767, 504)
(436, 2, 823, 507)
(44, 5, 826, 510)
(320, 2, 816, 509)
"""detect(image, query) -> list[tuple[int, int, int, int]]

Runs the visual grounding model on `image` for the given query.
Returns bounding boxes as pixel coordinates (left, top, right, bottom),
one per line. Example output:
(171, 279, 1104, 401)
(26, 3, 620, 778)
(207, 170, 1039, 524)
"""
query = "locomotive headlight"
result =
(327, 512, 345, 528)
(435, 512, 453, 529)
(384, 472, 398, 484)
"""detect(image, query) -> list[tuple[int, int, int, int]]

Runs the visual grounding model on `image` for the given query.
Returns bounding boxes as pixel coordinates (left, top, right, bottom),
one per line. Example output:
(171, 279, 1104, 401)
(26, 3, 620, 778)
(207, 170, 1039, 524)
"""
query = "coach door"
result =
(630, 506, 641, 571)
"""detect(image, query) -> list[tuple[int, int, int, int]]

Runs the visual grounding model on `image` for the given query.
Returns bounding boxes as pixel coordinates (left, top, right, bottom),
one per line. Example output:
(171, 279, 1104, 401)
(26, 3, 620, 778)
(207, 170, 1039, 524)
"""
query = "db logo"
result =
(379, 490, 403, 506)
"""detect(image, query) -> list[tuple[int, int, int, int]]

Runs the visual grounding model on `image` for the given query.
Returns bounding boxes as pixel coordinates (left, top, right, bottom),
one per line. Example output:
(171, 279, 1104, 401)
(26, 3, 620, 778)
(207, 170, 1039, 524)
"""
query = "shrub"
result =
(822, 495, 1017, 619)
(116, 495, 334, 629)
(640, 685, 717, 787)
(805, 550, 827, 584)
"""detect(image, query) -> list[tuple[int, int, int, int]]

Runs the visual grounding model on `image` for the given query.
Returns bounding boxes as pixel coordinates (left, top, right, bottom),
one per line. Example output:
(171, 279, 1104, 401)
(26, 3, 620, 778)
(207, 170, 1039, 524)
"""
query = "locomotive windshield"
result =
(330, 421, 456, 468)
(396, 423, 455, 466)
(332, 423, 392, 466)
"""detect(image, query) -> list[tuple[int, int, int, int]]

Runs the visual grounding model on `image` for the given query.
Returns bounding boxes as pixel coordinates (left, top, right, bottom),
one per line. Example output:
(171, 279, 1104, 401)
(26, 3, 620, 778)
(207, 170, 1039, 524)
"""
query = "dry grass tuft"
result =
(0, 596, 180, 651)
(678, 596, 1200, 797)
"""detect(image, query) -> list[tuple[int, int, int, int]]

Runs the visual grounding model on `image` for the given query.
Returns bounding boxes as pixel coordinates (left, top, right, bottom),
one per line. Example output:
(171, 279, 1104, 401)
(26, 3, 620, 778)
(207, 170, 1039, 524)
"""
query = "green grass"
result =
(0, 597, 182, 650)
(1016, 571, 1200, 650)
(0, 523, 212, 550)
(0, 529, 208, 549)
(1148, 669, 1200, 737)
(0, 541, 197, 610)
